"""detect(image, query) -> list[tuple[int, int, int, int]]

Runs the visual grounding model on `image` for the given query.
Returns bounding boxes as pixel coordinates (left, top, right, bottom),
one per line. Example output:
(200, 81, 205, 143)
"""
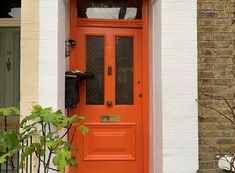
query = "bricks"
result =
(198, 0, 235, 172)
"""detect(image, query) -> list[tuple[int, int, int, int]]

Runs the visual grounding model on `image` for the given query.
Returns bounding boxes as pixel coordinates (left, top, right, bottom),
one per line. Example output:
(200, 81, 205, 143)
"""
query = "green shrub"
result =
(0, 105, 88, 172)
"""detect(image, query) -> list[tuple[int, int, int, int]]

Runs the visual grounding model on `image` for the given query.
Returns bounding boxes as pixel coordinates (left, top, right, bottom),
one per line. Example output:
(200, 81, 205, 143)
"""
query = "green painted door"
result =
(0, 28, 20, 108)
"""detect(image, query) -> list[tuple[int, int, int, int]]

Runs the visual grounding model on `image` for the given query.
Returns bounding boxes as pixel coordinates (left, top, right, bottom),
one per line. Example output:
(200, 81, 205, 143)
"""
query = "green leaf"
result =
(46, 140, 59, 149)
(33, 143, 45, 156)
(32, 105, 43, 113)
(0, 133, 6, 152)
(53, 148, 72, 172)
(0, 107, 19, 117)
(69, 145, 80, 154)
(0, 148, 20, 164)
(20, 145, 35, 168)
(77, 116, 89, 121)
(0, 152, 10, 163)
(20, 128, 37, 142)
(20, 114, 39, 127)
(67, 155, 77, 168)
(0, 154, 7, 163)
(67, 115, 89, 125)
(79, 125, 89, 135)
(68, 115, 79, 124)
(5, 131, 21, 149)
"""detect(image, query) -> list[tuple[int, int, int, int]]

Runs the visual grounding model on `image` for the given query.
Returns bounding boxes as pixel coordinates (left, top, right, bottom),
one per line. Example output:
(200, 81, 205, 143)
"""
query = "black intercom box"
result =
(65, 71, 94, 108)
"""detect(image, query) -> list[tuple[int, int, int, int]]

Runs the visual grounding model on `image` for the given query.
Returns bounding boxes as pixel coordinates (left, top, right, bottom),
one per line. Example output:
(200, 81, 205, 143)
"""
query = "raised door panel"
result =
(83, 123, 136, 160)
(0, 28, 20, 108)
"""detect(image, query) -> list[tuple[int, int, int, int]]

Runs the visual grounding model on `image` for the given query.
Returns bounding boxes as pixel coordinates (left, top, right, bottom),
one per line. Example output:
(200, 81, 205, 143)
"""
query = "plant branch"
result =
(204, 94, 235, 126)
(36, 152, 59, 172)
(40, 122, 47, 172)
(60, 124, 72, 140)
(70, 126, 77, 144)
(4, 116, 7, 132)
(47, 167, 59, 172)
(219, 96, 235, 123)
(46, 148, 53, 173)
(202, 137, 235, 172)
(35, 153, 41, 173)
(203, 104, 235, 127)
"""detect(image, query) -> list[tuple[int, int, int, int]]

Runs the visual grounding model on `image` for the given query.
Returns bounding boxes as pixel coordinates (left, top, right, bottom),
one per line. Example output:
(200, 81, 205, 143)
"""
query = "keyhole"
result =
(108, 66, 112, 75)
(7, 59, 11, 72)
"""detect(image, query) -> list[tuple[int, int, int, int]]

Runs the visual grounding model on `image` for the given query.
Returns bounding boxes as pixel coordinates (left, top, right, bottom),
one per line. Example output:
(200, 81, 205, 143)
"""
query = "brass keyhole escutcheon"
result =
(107, 101, 113, 107)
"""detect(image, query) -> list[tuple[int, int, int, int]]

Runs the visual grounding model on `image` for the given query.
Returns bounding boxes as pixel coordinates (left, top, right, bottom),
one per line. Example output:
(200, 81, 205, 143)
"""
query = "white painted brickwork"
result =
(39, 0, 69, 112)
(38, 1, 69, 172)
(151, 0, 198, 173)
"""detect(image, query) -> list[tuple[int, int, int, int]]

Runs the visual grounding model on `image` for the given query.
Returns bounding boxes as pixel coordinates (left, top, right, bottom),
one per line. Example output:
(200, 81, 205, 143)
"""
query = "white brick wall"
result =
(38, 1, 69, 172)
(151, 0, 198, 173)
(39, 0, 69, 112)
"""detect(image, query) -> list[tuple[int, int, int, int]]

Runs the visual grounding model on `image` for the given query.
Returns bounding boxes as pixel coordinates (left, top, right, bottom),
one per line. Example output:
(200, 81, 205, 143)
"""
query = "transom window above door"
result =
(77, 0, 142, 19)
(0, 0, 21, 19)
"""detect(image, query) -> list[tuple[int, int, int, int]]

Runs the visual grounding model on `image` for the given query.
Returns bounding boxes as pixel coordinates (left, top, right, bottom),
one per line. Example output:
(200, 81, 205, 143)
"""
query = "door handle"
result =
(6, 58, 11, 72)
(106, 101, 113, 107)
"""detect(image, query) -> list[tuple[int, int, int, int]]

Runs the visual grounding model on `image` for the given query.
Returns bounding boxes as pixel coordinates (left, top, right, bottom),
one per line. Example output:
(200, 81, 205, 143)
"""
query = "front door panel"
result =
(0, 28, 20, 108)
(71, 27, 143, 173)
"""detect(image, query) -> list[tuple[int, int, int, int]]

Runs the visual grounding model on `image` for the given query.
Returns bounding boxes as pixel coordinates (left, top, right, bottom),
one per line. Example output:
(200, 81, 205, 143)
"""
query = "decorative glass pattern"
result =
(86, 36, 104, 105)
(115, 36, 134, 105)
(77, 0, 142, 19)
(0, 0, 21, 19)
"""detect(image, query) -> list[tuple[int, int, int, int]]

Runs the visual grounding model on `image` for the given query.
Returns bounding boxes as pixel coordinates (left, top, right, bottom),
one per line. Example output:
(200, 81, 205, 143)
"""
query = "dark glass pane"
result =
(86, 36, 104, 105)
(115, 36, 133, 105)
(0, 0, 21, 19)
(77, 0, 142, 19)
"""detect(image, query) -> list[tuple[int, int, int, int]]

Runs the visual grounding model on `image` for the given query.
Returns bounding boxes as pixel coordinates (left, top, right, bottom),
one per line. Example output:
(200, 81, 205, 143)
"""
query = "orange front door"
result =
(70, 26, 144, 173)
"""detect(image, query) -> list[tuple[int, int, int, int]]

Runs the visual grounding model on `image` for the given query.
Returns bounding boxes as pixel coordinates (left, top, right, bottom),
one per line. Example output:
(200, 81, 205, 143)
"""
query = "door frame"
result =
(0, 19, 20, 27)
(69, 1, 149, 172)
